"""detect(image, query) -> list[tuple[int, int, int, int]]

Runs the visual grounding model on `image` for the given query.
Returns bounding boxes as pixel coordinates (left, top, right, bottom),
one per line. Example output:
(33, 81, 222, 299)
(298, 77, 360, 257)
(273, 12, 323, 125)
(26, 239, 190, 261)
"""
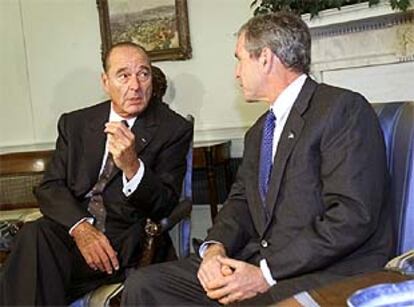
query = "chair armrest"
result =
(385, 249, 414, 275)
(137, 199, 192, 267)
(159, 198, 192, 233)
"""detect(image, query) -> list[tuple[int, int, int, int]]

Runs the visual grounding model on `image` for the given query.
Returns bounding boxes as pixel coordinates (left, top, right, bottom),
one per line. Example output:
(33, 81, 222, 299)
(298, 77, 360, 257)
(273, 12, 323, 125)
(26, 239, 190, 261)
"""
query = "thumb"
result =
(217, 256, 242, 269)
(221, 264, 233, 276)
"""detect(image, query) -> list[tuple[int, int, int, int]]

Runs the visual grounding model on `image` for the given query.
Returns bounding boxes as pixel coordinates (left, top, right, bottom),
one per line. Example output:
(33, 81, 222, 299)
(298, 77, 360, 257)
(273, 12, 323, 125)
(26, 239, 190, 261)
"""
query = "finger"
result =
(205, 274, 230, 291)
(81, 250, 98, 271)
(94, 239, 118, 274)
(197, 270, 208, 292)
(91, 244, 108, 272)
(109, 250, 120, 271)
(105, 122, 132, 139)
(221, 265, 233, 276)
(206, 284, 231, 300)
(199, 265, 221, 291)
(219, 291, 243, 305)
(217, 256, 242, 269)
(107, 132, 132, 151)
(100, 238, 119, 272)
(199, 260, 216, 283)
(107, 138, 128, 157)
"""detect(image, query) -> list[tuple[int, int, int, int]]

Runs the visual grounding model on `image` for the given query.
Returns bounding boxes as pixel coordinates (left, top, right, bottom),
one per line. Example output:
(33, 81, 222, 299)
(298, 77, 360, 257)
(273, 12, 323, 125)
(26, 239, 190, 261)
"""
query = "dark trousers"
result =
(0, 217, 137, 305)
(121, 254, 348, 306)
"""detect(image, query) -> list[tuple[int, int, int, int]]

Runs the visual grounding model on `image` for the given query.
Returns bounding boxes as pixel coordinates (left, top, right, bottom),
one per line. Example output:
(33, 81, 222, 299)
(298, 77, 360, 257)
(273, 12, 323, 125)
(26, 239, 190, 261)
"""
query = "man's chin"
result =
(126, 103, 148, 116)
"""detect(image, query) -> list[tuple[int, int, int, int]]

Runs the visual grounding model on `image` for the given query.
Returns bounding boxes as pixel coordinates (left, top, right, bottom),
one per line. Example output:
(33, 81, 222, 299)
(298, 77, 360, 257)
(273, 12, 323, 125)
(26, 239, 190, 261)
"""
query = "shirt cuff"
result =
(122, 159, 145, 196)
(199, 240, 221, 258)
(69, 217, 94, 235)
(260, 259, 277, 286)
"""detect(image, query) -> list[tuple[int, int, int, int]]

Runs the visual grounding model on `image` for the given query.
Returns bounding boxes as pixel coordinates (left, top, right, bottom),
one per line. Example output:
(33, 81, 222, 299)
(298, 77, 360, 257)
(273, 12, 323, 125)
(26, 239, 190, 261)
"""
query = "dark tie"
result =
(87, 120, 128, 232)
(258, 110, 276, 204)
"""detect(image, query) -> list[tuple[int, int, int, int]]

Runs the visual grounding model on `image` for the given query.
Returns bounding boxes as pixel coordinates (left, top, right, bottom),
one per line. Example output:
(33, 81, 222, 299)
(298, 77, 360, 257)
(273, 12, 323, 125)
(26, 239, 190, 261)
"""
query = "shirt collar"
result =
(270, 74, 307, 120)
(109, 103, 137, 128)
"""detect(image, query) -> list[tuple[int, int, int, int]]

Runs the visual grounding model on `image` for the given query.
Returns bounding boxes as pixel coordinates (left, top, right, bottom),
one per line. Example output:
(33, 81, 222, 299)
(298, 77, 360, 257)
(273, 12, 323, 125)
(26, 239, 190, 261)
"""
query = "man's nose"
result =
(129, 76, 141, 90)
(235, 64, 240, 79)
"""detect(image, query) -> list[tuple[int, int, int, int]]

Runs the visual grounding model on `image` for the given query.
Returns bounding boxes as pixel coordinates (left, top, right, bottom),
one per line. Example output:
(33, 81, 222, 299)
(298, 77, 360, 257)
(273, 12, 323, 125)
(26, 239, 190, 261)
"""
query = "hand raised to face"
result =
(104, 121, 140, 180)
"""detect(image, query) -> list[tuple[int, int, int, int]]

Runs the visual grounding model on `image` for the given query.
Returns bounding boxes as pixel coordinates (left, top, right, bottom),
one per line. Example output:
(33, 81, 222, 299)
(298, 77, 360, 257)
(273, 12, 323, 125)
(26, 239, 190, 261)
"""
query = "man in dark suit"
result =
(0, 42, 192, 305)
(121, 12, 391, 305)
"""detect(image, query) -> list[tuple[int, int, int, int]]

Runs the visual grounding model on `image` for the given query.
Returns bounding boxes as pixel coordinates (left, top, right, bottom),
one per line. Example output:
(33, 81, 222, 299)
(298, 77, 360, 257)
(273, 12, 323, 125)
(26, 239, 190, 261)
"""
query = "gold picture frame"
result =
(96, 0, 192, 62)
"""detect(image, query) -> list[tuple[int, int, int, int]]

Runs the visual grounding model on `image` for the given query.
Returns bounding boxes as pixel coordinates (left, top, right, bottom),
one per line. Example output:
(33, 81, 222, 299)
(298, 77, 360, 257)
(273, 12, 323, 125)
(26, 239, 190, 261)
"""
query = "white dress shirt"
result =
(200, 74, 308, 286)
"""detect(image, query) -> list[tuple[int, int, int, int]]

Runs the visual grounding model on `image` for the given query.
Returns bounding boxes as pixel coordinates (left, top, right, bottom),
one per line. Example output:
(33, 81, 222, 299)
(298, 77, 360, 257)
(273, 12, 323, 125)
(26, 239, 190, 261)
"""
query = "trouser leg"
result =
(0, 218, 75, 305)
(0, 217, 123, 306)
(122, 255, 220, 306)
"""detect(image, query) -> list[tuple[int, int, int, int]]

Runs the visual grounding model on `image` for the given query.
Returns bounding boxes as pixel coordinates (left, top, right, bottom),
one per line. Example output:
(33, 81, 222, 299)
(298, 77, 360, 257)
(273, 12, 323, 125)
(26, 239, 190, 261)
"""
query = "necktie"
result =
(87, 120, 128, 232)
(258, 110, 276, 204)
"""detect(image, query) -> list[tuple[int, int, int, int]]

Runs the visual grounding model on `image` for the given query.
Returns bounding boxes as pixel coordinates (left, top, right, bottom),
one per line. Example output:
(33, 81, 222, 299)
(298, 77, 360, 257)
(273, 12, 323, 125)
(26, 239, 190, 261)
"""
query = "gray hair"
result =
(103, 41, 150, 72)
(239, 12, 311, 74)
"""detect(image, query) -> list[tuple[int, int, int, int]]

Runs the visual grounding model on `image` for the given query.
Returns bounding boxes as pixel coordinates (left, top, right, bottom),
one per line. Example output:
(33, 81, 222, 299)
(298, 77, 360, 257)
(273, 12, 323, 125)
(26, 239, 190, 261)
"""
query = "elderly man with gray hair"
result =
(122, 12, 391, 305)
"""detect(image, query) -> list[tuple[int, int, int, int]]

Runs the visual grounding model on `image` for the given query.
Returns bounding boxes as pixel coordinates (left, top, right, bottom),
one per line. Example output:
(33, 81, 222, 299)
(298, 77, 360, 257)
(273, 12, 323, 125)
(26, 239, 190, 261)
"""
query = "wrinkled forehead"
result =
(107, 46, 151, 72)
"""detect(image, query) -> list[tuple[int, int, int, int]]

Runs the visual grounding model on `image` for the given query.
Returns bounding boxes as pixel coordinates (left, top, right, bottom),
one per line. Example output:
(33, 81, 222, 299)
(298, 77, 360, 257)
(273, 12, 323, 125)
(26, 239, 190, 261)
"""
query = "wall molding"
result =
(306, 1, 414, 73)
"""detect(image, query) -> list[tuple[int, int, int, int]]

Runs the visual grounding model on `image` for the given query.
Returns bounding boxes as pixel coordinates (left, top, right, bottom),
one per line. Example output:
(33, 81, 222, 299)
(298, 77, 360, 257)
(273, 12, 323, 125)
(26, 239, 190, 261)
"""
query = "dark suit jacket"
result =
(35, 99, 192, 265)
(206, 78, 392, 282)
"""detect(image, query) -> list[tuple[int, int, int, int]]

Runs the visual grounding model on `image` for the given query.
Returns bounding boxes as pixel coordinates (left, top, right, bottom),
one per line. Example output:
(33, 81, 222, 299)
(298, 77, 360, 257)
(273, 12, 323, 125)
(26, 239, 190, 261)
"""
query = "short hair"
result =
(239, 12, 311, 74)
(151, 65, 167, 100)
(102, 41, 150, 72)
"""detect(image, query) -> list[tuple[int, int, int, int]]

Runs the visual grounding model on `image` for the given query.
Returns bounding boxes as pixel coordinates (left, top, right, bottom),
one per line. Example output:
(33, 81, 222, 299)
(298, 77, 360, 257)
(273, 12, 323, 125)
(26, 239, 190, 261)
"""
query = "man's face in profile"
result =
(102, 46, 153, 118)
(234, 32, 266, 103)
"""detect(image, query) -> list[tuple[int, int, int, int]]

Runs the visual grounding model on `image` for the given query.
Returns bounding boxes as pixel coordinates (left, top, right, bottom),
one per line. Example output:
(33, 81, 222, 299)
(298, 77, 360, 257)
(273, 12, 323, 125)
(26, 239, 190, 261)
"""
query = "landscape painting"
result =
(97, 0, 192, 61)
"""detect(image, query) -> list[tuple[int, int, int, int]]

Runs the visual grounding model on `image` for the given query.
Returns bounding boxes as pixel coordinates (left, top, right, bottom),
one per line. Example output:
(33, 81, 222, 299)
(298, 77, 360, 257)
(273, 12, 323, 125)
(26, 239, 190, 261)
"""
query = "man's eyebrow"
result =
(114, 67, 128, 75)
(139, 66, 150, 72)
(114, 65, 150, 75)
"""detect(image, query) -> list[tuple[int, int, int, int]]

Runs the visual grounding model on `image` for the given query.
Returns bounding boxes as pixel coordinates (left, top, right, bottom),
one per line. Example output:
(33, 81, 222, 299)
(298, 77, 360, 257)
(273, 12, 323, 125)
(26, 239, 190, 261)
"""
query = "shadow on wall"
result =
(233, 81, 267, 126)
(47, 68, 105, 140)
(166, 73, 204, 125)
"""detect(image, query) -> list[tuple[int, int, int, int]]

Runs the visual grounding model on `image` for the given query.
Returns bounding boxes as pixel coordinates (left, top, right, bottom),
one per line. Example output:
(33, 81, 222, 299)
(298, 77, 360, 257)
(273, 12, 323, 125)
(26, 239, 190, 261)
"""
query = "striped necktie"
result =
(87, 120, 128, 232)
(258, 110, 276, 204)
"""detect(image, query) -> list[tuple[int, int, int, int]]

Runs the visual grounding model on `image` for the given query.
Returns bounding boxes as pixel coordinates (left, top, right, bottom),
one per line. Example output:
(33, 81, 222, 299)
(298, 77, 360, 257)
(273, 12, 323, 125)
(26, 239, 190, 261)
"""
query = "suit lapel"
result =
(82, 102, 110, 189)
(131, 102, 159, 155)
(264, 78, 318, 226)
(247, 118, 268, 235)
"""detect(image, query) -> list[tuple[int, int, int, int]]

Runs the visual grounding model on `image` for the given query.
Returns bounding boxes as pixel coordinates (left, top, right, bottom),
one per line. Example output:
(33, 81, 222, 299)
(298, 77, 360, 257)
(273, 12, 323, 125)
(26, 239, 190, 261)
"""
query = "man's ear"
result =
(101, 72, 109, 93)
(260, 47, 273, 72)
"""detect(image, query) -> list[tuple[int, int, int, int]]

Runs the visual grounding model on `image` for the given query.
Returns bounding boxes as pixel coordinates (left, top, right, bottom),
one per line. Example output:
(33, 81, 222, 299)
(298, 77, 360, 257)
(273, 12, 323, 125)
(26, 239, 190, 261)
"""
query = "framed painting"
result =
(96, 0, 192, 62)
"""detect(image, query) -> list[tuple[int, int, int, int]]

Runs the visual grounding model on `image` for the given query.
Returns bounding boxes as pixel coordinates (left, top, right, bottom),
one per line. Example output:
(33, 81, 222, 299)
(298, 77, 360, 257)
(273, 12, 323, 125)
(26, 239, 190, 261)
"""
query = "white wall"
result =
(1, 0, 413, 156)
(306, 1, 414, 103)
(0, 0, 266, 154)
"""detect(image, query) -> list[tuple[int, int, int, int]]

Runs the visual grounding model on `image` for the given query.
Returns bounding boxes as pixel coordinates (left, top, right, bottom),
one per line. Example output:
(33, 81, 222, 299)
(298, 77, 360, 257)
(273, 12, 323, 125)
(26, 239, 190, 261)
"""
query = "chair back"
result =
(372, 102, 414, 255)
(0, 151, 52, 211)
(177, 114, 193, 257)
(161, 114, 193, 258)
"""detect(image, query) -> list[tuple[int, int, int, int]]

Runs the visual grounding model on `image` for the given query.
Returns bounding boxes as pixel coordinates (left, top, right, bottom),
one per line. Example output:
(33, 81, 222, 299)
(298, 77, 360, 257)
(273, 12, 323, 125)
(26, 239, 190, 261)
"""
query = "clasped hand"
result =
(105, 121, 139, 180)
(197, 245, 270, 304)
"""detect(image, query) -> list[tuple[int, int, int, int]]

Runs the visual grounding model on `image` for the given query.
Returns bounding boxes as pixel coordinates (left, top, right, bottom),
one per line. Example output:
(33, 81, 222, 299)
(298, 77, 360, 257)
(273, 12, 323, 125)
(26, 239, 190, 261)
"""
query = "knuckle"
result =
(102, 257, 110, 265)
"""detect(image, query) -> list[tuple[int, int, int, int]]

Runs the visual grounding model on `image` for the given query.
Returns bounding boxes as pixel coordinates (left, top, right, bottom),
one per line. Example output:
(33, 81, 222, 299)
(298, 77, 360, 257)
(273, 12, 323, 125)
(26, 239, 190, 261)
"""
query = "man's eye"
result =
(137, 70, 151, 82)
(117, 73, 129, 82)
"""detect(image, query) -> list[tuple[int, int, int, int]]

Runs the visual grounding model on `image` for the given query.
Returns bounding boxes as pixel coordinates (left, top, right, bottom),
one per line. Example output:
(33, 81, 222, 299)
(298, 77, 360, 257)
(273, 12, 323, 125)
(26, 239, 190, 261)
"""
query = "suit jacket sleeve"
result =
(266, 92, 388, 279)
(127, 118, 193, 221)
(205, 130, 258, 256)
(35, 113, 89, 228)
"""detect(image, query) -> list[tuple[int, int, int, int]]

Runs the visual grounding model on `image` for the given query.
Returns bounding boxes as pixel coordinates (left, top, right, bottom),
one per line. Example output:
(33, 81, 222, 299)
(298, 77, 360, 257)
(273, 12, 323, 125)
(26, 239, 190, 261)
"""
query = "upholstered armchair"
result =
(284, 101, 414, 306)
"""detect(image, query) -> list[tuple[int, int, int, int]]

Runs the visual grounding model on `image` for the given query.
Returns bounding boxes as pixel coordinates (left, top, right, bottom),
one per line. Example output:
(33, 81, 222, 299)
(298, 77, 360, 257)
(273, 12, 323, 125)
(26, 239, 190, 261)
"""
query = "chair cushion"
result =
(372, 102, 414, 255)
